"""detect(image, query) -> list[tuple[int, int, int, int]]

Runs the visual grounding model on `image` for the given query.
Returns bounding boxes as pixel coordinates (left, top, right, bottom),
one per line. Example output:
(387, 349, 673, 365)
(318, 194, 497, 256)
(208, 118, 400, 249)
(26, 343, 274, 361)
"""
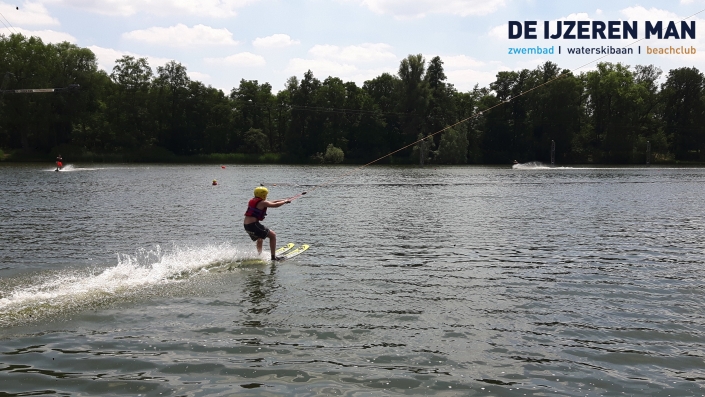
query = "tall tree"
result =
(346, 82, 387, 162)
(425, 56, 456, 135)
(154, 60, 191, 154)
(363, 72, 401, 160)
(108, 56, 155, 149)
(484, 70, 533, 163)
(661, 67, 705, 161)
(398, 54, 430, 163)
(287, 70, 322, 159)
(0, 34, 100, 153)
(319, 76, 348, 151)
(530, 62, 583, 163)
(231, 79, 275, 151)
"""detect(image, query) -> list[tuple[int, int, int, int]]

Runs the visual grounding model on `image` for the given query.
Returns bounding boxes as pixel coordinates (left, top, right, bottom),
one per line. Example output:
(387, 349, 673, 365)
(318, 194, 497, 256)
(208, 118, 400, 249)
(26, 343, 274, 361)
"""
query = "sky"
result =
(1, 0, 704, 93)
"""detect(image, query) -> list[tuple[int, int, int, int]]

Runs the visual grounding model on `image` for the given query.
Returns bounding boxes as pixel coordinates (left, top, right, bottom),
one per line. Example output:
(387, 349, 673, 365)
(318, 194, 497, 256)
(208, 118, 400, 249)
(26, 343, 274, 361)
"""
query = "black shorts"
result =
(244, 222, 269, 241)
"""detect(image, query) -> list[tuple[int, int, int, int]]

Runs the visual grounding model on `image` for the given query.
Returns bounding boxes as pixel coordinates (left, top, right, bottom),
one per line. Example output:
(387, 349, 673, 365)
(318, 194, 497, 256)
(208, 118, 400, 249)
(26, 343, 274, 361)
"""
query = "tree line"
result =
(1, 33, 704, 164)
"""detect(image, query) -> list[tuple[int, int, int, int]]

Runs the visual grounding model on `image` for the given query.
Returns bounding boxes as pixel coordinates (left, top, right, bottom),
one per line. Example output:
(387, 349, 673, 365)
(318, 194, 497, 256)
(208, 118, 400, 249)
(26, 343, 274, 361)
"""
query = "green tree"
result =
(319, 77, 348, 153)
(287, 70, 322, 159)
(398, 54, 431, 163)
(484, 70, 527, 163)
(181, 81, 232, 155)
(240, 128, 269, 154)
(344, 81, 386, 162)
(454, 86, 485, 163)
(199, 85, 235, 154)
(230, 79, 276, 151)
(581, 63, 649, 163)
(70, 70, 112, 153)
(412, 133, 435, 165)
(363, 73, 401, 160)
(154, 60, 191, 154)
(108, 56, 155, 149)
(425, 56, 457, 137)
(661, 67, 705, 161)
(0, 34, 101, 154)
(0, 34, 52, 151)
(435, 125, 469, 164)
(323, 143, 344, 163)
(529, 62, 583, 163)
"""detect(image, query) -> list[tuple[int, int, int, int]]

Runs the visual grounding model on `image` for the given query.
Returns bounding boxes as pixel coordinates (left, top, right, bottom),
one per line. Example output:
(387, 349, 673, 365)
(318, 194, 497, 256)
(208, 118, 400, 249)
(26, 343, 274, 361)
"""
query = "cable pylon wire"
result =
(0, 11, 18, 35)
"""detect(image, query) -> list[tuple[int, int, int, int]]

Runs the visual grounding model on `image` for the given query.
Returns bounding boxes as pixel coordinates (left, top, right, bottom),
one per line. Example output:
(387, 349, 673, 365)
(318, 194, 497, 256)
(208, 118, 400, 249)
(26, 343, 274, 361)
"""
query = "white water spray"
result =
(0, 243, 258, 326)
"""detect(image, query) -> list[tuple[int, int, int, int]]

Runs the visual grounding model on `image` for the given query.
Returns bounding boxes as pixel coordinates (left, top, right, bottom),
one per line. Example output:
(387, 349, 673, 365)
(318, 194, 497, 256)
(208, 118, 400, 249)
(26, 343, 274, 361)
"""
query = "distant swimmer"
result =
(513, 159, 519, 165)
(243, 186, 290, 261)
(212, 179, 218, 186)
(55, 154, 63, 171)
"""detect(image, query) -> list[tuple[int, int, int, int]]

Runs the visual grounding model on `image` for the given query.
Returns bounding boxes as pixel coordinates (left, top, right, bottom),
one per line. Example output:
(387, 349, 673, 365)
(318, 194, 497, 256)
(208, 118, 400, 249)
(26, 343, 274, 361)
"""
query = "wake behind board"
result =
(281, 244, 309, 260)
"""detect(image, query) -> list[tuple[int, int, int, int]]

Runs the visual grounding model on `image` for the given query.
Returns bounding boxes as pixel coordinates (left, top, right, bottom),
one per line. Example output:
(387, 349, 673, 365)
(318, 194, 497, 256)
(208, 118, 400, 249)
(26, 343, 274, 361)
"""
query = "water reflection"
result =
(243, 263, 280, 316)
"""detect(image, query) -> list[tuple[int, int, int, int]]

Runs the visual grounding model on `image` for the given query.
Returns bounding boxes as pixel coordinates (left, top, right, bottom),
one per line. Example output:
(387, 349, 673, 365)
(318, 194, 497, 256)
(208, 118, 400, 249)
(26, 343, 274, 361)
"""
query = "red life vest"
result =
(244, 197, 267, 220)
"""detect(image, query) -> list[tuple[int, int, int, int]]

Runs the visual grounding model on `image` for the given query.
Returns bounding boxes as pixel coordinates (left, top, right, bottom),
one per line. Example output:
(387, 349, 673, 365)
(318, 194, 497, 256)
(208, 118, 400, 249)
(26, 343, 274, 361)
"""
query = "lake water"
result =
(1, 163, 704, 396)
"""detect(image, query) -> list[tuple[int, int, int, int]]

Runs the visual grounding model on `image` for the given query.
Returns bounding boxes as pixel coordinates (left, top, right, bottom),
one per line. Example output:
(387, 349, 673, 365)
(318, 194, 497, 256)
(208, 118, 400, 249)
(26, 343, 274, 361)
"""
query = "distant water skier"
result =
(55, 154, 63, 171)
(244, 186, 290, 261)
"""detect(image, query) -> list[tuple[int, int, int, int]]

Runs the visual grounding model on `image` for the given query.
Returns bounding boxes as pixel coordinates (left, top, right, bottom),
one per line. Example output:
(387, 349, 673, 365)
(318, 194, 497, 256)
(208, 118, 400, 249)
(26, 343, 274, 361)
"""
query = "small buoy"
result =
(212, 180, 218, 186)
(221, 166, 225, 169)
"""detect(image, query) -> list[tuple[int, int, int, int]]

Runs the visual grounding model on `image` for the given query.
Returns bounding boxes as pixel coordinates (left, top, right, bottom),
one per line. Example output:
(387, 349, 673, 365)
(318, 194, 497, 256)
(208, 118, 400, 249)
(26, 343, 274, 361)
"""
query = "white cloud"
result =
(286, 58, 358, 77)
(560, 12, 592, 21)
(621, 6, 679, 21)
(123, 24, 238, 48)
(284, 43, 397, 85)
(442, 55, 485, 70)
(43, 0, 134, 16)
(284, 58, 397, 86)
(309, 43, 397, 63)
(188, 71, 211, 82)
(1, 2, 59, 26)
(680, 0, 694, 4)
(348, 67, 397, 81)
(88, 45, 172, 73)
(10, 27, 75, 43)
(282, 42, 398, 85)
(205, 52, 266, 67)
(41, 0, 260, 17)
(252, 34, 300, 48)
(353, 0, 505, 19)
(447, 68, 503, 90)
(432, 55, 503, 90)
(488, 23, 507, 40)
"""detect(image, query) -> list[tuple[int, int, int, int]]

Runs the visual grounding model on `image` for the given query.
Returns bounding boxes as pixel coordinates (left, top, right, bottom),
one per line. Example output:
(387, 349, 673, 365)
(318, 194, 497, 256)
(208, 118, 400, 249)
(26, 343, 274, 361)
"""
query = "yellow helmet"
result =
(254, 186, 268, 199)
